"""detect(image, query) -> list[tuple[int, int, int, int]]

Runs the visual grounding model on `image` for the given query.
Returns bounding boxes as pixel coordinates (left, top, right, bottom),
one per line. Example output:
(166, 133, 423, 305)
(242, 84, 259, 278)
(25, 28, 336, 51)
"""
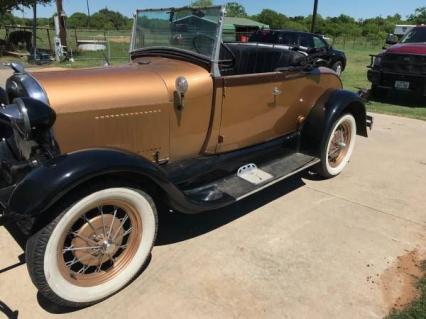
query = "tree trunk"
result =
(55, 0, 67, 49)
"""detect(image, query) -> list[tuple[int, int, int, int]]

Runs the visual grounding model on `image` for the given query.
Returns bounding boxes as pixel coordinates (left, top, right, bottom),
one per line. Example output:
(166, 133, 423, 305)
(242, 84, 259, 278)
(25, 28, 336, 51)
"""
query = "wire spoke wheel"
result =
(26, 187, 158, 307)
(58, 200, 143, 287)
(327, 120, 352, 168)
(316, 113, 357, 178)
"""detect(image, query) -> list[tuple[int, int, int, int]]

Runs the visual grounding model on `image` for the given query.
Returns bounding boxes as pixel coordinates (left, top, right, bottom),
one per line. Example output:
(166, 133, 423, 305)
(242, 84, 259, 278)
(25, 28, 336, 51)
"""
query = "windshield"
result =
(401, 28, 426, 44)
(132, 7, 223, 59)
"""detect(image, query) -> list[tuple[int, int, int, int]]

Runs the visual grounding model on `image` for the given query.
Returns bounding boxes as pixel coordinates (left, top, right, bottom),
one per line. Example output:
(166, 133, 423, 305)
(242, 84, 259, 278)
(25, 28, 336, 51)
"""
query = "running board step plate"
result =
(184, 153, 319, 202)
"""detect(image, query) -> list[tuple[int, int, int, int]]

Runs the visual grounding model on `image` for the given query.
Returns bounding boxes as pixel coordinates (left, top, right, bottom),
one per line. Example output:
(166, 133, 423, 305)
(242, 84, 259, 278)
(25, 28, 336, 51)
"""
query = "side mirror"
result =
(386, 34, 398, 45)
(175, 76, 188, 111)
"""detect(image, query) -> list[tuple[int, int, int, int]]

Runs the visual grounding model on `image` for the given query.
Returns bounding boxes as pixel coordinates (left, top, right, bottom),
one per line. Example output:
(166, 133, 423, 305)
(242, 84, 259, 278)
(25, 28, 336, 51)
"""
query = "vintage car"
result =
(368, 25, 426, 98)
(0, 6, 372, 307)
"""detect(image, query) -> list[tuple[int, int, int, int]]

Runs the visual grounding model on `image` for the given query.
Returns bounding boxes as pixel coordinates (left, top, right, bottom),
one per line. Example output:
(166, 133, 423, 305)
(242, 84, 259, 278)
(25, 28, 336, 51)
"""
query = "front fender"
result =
(0, 87, 8, 105)
(6, 149, 172, 219)
(301, 89, 368, 157)
(6, 148, 232, 222)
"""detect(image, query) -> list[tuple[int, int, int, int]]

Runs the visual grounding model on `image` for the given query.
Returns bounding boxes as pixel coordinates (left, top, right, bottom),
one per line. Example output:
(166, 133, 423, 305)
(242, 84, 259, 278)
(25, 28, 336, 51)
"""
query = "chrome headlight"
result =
(0, 98, 56, 140)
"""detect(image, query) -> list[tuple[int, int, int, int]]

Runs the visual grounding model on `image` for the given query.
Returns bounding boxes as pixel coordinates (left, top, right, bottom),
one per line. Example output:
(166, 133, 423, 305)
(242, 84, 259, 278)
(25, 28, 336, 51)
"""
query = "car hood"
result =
(386, 43, 426, 55)
(31, 57, 210, 114)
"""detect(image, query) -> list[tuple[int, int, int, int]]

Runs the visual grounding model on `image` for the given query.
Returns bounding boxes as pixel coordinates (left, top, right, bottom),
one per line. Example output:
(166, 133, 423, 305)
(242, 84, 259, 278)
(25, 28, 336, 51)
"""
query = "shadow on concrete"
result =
(0, 301, 19, 319)
(37, 253, 153, 314)
(0, 253, 25, 274)
(4, 170, 309, 314)
(156, 172, 307, 246)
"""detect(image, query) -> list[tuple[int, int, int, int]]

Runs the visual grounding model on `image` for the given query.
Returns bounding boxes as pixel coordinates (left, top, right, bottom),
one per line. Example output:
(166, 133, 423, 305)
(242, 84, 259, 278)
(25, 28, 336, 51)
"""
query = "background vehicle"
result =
(0, 6, 371, 308)
(248, 29, 347, 76)
(368, 26, 426, 99)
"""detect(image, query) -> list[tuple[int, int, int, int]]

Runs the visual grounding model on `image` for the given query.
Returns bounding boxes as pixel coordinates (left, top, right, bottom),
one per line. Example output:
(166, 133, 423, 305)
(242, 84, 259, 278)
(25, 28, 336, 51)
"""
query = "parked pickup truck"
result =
(368, 25, 426, 98)
(0, 5, 372, 308)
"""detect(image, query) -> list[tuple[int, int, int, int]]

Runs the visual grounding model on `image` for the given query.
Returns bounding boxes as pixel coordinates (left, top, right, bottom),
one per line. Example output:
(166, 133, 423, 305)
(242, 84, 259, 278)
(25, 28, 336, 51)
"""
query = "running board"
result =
(184, 153, 319, 202)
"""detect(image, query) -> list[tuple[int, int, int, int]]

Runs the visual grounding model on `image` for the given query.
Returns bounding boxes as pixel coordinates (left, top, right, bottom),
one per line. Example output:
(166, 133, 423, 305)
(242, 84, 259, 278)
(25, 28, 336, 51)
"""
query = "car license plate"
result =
(395, 81, 410, 90)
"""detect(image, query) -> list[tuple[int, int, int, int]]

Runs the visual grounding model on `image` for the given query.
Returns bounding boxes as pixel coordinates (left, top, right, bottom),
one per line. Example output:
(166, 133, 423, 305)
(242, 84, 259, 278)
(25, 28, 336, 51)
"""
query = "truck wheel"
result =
(316, 114, 357, 178)
(332, 61, 343, 76)
(25, 187, 158, 308)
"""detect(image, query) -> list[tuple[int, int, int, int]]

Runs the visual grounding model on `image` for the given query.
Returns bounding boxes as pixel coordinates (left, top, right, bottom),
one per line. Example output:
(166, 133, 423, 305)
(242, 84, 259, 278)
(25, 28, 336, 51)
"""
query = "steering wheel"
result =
(192, 34, 216, 55)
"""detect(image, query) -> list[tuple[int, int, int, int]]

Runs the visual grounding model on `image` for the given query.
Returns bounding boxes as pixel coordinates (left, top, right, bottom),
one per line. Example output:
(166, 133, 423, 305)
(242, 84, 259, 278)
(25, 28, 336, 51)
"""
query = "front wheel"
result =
(332, 61, 343, 76)
(26, 187, 158, 308)
(315, 114, 357, 178)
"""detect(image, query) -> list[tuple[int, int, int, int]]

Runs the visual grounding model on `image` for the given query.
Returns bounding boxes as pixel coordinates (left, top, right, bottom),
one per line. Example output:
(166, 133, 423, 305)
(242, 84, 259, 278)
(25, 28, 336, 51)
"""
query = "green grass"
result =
(386, 261, 426, 319)
(338, 46, 426, 121)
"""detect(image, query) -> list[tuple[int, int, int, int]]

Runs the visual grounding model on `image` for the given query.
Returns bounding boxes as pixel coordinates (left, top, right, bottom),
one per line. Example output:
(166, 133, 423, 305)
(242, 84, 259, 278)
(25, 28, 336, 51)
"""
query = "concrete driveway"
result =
(0, 68, 425, 319)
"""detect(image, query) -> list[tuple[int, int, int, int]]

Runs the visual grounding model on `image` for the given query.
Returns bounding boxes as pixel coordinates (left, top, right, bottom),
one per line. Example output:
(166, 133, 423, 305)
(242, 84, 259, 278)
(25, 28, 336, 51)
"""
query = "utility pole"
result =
(32, 1, 37, 61)
(311, 0, 319, 33)
(86, 0, 91, 28)
(55, 0, 67, 48)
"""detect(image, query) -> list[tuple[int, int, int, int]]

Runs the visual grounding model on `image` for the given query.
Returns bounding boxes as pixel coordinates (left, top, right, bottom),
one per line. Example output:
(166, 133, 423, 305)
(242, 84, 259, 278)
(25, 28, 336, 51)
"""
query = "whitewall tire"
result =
(26, 187, 158, 308)
(316, 114, 357, 178)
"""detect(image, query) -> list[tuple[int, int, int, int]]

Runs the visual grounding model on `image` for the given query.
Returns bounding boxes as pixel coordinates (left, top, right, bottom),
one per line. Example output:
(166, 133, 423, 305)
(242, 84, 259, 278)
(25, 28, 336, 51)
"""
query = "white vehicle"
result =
(393, 25, 416, 38)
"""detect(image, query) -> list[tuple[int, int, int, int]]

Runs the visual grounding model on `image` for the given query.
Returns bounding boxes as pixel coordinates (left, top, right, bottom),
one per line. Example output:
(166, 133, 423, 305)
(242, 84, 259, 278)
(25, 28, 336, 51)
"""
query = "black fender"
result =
(6, 148, 233, 222)
(0, 87, 8, 105)
(300, 89, 368, 157)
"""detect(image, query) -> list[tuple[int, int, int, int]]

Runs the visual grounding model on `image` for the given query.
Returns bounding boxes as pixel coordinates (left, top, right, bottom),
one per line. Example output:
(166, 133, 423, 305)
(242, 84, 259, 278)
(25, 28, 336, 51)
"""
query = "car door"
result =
(216, 70, 344, 155)
(298, 33, 315, 49)
(312, 35, 331, 64)
(216, 73, 286, 153)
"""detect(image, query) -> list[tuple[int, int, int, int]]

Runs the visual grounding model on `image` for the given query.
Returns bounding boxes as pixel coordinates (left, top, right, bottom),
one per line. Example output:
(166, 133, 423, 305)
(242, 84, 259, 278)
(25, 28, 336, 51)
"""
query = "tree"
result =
(0, 0, 52, 15)
(408, 7, 426, 24)
(225, 2, 247, 18)
(191, 0, 213, 7)
(67, 12, 89, 29)
(254, 9, 288, 29)
(90, 8, 130, 30)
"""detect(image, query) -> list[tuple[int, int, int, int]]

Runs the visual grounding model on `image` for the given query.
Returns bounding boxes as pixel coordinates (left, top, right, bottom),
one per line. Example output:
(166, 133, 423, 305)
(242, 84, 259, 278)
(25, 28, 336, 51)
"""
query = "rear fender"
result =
(300, 89, 368, 157)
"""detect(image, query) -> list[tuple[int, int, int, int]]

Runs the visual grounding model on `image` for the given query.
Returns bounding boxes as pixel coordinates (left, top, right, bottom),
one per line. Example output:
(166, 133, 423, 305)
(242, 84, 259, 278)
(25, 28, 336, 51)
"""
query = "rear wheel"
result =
(26, 187, 157, 308)
(316, 114, 357, 178)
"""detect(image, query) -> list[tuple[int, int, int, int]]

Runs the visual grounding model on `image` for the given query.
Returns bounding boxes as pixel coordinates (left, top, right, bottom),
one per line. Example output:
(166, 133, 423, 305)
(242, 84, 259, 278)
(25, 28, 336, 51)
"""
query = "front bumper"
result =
(367, 69, 426, 97)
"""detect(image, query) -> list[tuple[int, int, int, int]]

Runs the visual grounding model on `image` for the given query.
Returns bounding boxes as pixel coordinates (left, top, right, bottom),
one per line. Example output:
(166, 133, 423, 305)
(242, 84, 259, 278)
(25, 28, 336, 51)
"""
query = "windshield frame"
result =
(129, 6, 225, 76)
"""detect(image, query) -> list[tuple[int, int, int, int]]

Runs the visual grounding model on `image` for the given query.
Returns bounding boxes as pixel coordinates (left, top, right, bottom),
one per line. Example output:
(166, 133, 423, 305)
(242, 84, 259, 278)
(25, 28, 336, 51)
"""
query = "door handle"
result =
(272, 87, 282, 96)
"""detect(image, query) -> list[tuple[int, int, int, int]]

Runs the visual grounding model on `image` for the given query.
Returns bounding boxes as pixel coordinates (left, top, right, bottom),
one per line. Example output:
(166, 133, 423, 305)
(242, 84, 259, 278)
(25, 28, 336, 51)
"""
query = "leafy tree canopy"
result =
(225, 2, 247, 18)
(191, 0, 213, 7)
(0, 0, 52, 15)
(408, 7, 426, 24)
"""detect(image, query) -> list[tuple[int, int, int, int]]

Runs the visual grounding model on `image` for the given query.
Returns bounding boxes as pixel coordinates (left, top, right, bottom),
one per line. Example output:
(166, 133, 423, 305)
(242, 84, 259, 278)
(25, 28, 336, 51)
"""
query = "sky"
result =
(14, 0, 425, 20)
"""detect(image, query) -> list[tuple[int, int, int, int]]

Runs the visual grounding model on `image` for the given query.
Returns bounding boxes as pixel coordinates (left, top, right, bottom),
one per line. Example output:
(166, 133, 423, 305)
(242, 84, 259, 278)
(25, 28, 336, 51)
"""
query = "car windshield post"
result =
(211, 6, 225, 77)
(130, 6, 224, 71)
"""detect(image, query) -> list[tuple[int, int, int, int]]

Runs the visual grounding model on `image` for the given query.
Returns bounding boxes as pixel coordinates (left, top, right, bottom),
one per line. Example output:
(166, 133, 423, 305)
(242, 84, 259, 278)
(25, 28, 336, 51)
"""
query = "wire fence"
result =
(0, 26, 385, 66)
(0, 26, 131, 65)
